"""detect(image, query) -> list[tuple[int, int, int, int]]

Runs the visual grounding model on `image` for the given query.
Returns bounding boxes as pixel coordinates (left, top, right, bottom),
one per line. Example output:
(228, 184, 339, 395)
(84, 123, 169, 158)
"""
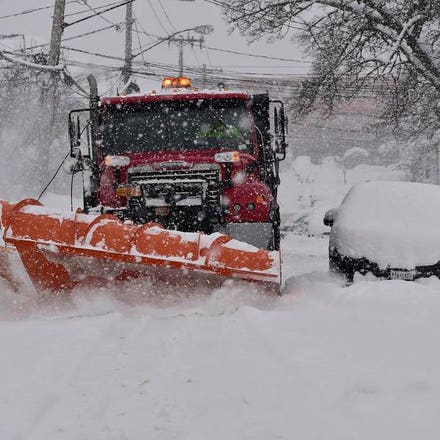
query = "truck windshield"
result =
(102, 98, 252, 155)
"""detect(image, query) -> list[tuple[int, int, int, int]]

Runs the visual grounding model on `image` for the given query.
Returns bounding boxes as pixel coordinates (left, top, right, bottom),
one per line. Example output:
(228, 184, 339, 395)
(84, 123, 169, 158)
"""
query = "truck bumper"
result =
(213, 222, 274, 250)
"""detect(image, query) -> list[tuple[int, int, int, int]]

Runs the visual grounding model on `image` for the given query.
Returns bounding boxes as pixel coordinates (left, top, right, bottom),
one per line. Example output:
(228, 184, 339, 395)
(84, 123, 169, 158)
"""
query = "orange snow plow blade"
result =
(0, 199, 281, 294)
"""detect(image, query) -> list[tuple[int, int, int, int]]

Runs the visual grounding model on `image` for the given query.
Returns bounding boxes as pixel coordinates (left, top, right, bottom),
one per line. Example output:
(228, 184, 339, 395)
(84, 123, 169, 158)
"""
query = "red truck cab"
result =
(69, 77, 287, 250)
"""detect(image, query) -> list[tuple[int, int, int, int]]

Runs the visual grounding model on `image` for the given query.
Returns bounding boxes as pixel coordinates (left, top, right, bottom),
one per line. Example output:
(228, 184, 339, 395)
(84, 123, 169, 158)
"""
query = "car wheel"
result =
(329, 250, 354, 284)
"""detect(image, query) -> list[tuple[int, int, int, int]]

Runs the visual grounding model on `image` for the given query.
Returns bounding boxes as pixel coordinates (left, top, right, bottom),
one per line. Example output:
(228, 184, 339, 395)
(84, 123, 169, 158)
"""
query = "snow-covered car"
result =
(324, 181, 440, 282)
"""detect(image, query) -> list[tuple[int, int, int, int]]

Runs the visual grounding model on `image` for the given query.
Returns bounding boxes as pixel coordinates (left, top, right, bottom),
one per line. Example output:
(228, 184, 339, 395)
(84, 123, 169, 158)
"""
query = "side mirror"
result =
(270, 100, 288, 161)
(69, 114, 81, 157)
(69, 108, 92, 158)
(323, 208, 337, 227)
(274, 107, 279, 136)
(76, 116, 81, 143)
(273, 138, 287, 156)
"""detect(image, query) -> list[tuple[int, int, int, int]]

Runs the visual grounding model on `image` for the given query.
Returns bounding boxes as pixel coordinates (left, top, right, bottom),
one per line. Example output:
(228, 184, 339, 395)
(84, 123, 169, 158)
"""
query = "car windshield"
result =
(102, 98, 252, 155)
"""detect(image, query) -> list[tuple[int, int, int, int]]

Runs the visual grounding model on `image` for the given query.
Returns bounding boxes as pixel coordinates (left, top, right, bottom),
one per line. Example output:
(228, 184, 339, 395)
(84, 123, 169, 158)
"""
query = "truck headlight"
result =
(105, 155, 130, 167)
(214, 151, 240, 163)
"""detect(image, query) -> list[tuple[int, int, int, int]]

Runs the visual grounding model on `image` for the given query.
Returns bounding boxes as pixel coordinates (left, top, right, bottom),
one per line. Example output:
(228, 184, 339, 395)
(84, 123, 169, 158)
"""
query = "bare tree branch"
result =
(0, 51, 65, 72)
(222, 0, 440, 136)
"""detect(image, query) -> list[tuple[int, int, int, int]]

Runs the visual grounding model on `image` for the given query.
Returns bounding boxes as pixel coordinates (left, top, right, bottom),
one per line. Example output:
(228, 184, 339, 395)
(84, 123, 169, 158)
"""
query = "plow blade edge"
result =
(0, 199, 281, 293)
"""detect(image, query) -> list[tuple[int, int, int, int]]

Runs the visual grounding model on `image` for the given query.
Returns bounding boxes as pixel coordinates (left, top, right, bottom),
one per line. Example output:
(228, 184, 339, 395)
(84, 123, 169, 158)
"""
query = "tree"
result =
(0, 54, 84, 199)
(222, 1, 440, 138)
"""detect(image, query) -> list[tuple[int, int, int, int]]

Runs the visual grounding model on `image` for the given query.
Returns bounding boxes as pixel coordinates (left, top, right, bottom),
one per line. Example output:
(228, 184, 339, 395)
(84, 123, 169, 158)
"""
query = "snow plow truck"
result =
(0, 75, 287, 294)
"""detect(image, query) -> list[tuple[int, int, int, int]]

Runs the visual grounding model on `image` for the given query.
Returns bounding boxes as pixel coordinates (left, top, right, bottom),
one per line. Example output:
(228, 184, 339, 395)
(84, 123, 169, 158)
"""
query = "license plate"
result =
(390, 269, 416, 281)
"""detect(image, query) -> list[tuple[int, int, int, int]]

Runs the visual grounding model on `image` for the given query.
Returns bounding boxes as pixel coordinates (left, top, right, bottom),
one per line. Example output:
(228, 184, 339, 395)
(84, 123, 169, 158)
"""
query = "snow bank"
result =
(333, 181, 440, 268)
(2, 270, 440, 440)
(279, 156, 407, 235)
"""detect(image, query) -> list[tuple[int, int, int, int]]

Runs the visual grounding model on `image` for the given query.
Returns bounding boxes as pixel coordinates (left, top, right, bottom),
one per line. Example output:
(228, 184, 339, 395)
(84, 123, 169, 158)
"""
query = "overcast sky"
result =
(0, 0, 311, 90)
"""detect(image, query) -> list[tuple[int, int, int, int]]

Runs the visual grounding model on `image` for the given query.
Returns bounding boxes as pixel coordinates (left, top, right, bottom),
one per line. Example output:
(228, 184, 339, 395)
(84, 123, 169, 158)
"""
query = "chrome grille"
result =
(128, 166, 221, 206)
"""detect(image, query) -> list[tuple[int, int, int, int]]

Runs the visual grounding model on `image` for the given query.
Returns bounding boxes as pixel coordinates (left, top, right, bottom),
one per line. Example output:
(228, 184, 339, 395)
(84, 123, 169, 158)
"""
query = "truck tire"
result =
(269, 204, 281, 251)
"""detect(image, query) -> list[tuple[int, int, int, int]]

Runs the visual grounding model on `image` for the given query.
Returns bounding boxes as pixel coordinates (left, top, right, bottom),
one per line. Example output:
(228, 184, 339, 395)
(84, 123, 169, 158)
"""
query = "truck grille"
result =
(128, 166, 221, 206)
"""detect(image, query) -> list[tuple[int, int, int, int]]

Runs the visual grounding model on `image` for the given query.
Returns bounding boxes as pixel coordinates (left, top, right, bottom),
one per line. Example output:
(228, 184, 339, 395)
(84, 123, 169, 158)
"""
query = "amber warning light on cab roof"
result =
(161, 76, 191, 89)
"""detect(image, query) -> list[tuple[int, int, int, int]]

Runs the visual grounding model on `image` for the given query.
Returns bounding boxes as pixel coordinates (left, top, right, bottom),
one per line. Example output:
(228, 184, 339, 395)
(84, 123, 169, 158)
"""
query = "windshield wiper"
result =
(208, 108, 246, 141)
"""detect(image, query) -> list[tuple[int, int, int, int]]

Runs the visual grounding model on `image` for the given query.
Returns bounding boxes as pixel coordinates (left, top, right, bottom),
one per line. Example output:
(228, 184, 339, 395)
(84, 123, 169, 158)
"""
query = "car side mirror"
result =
(323, 208, 337, 227)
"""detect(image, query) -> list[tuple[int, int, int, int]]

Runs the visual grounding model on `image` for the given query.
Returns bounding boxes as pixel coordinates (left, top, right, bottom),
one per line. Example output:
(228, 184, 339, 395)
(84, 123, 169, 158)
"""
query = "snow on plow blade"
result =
(0, 199, 281, 293)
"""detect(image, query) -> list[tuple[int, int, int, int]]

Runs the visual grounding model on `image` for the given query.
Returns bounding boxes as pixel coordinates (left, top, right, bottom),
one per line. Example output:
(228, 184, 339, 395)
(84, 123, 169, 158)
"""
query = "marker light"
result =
(104, 155, 130, 167)
(161, 76, 192, 89)
(214, 151, 241, 163)
(161, 77, 173, 88)
(178, 77, 191, 88)
(255, 194, 266, 205)
(115, 185, 142, 198)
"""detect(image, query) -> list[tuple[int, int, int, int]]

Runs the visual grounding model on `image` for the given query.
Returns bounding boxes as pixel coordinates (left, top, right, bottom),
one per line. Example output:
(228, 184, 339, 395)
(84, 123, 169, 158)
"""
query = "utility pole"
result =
(122, 0, 134, 84)
(48, 0, 66, 66)
(39, 0, 66, 186)
(174, 35, 204, 76)
(178, 38, 184, 76)
(47, 0, 66, 118)
(202, 64, 207, 88)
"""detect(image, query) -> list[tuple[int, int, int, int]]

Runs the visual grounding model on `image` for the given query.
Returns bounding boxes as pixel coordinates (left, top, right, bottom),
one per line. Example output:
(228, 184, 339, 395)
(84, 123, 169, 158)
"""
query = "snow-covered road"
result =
(2, 158, 440, 439)
(1, 233, 440, 439)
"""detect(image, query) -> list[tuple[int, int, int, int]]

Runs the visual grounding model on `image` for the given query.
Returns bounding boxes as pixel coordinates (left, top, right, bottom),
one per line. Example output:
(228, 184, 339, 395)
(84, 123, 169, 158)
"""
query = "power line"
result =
(133, 20, 146, 63)
(57, 45, 397, 96)
(204, 46, 214, 68)
(73, 0, 124, 30)
(64, 23, 125, 43)
(133, 19, 151, 71)
(147, 0, 170, 35)
(64, 0, 127, 17)
(132, 14, 156, 43)
(64, 0, 134, 28)
(191, 46, 202, 67)
(7, 43, 394, 97)
(203, 44, 312, 63)
(158, 0, 177, 32)
(61, 45, 125, 62)
(0, 2, 76, 21)
(59, 47, 324, 79)
(130, 27, 158, 39)
(61, 57, 398, 100)
(21, 19, 126, 53)
(0, 41, 15, 51)
(121, 26, 312, 65)
(60, 47, 279, 83)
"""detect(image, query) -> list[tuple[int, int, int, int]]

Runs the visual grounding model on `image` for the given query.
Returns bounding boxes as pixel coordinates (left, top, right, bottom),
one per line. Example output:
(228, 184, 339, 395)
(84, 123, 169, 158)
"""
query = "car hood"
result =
(331, 181, 440, 269)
